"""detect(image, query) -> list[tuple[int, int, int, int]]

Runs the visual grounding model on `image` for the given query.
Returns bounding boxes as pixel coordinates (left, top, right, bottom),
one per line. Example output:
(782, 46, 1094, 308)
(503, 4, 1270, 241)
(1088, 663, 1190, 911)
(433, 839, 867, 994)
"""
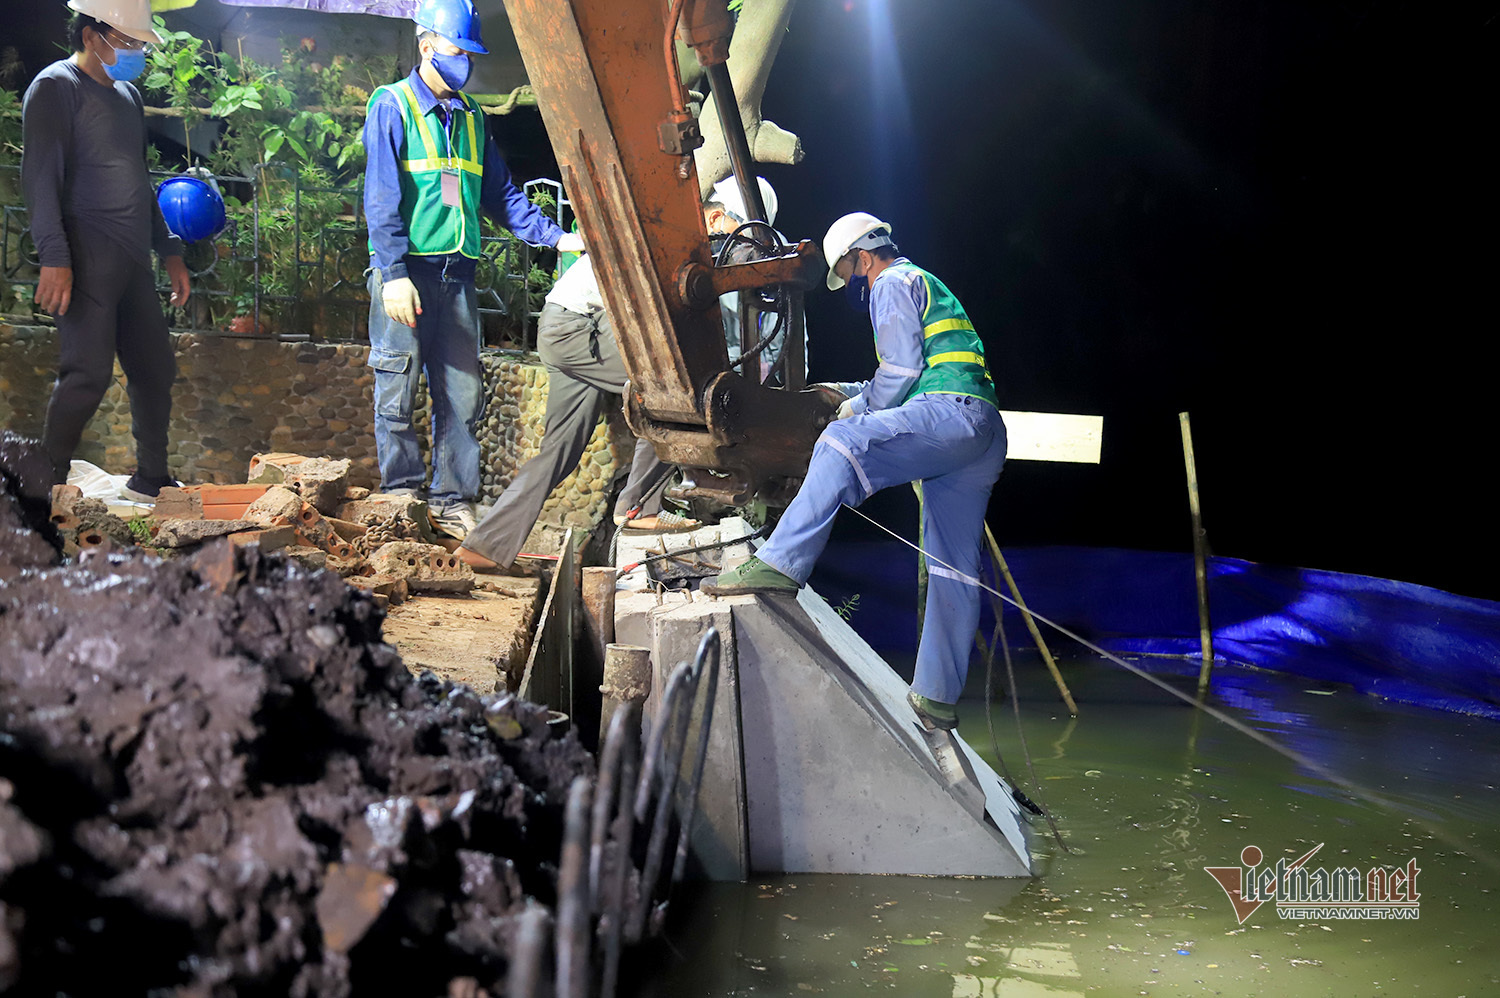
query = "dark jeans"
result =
(43, 235, 175, 482)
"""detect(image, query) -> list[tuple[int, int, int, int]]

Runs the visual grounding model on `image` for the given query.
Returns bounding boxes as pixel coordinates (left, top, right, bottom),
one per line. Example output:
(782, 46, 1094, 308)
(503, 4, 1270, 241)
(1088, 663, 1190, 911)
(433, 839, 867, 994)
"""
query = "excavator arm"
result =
(503, 0, 836, 506)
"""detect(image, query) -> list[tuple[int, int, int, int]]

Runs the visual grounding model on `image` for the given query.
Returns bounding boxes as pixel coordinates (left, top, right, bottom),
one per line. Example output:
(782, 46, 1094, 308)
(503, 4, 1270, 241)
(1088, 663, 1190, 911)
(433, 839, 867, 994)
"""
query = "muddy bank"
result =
(0, 437, 593, 996)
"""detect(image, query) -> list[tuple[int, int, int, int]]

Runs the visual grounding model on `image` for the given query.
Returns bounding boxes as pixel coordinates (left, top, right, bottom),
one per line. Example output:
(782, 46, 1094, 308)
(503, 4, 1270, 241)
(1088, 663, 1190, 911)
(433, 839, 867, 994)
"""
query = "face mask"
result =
(101, 37, 146, 82)
(429, 51, 471, 91)
(844, 265, 870, 311)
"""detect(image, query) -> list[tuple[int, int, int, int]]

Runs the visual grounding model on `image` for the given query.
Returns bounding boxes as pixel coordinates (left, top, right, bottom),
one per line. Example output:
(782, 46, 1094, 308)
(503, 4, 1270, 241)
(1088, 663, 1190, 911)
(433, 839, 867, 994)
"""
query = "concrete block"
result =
(621, 544, 1032, 879)
(347, 573, 410, 605)
(152, 518, 259, 549)
(368, 541, 474, 593)
(243, 486, 304, 527)
(147, 485, 203, 521)
(285, 546, 328, 570)
(227, 525, 295, 552)
(247, 452, 309, 483)
(285, 457, 353, 515)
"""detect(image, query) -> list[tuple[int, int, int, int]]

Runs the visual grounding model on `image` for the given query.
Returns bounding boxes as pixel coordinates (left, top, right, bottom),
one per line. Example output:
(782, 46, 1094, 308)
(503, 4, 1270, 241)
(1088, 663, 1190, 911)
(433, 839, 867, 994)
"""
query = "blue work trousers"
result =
(757, 394, 1007, 704)
(366, 267, 483, 509)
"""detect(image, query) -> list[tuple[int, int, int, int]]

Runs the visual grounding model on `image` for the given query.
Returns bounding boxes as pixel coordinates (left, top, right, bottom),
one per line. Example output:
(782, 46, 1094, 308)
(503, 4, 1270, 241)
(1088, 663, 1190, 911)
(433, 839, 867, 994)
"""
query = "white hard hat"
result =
(822, 212, 895, 290)
(709, 176, 778, 228)
(68, 0, 163, 44)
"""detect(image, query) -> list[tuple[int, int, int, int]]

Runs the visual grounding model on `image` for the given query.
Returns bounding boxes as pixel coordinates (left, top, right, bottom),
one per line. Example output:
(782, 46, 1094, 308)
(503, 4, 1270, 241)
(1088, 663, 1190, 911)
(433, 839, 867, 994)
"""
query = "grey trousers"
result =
(42, 235, 175, 482)
(465, 303, 665, 566)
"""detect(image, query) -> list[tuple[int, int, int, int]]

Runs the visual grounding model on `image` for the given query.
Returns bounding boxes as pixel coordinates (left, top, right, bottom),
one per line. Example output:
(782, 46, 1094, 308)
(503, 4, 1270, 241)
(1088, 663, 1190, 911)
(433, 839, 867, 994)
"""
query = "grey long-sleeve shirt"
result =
(21, 59, 182, 270)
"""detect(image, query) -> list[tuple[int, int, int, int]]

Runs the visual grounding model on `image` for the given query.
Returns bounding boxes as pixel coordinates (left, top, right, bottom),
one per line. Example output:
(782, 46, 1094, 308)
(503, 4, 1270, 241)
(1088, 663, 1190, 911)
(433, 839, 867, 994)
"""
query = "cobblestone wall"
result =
(0, 322, 634, 529)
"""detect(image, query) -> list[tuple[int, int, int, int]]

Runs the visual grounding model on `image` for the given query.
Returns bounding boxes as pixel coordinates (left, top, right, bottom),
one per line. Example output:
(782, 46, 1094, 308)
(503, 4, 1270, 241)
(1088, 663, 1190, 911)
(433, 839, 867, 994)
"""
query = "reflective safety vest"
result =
(366, 79, 484, 259)
(877, 263, 999, 409)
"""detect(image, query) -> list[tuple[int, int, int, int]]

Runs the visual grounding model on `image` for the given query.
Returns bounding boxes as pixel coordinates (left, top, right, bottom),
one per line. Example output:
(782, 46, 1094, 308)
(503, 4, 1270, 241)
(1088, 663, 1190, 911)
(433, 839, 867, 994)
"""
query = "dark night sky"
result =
(8, 1, 1495, 599)
(757, 0, 1497, 601)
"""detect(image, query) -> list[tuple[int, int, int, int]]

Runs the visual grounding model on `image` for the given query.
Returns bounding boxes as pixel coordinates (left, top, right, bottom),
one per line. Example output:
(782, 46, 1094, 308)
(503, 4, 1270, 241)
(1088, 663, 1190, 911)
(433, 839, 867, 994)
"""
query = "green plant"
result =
(834, 593, 862, 620)
(0, 85, 22, 165)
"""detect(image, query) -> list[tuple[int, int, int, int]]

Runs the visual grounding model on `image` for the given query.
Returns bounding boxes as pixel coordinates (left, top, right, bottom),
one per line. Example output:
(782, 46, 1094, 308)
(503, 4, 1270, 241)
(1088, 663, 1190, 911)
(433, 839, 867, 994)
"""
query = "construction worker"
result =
(23, 0, 192, 499)
(364, 0, 583, 540)
(704, 213, 1007, 731)
(708, 175, 792, 381)
(452, 254, 698, 572)
(453, 191, 779, 573)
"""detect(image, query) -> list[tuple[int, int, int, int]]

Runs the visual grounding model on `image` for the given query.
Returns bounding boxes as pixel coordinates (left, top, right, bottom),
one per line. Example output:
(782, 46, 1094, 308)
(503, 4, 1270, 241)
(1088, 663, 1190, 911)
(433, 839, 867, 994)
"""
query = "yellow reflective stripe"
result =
(400, 157, 484, 176)
(923, 317, 975, 339)
(462, 96, 479, 166)
(919, 270, 934, 323)
(394, 81, 441, 161)
(929, 351, 987, 368)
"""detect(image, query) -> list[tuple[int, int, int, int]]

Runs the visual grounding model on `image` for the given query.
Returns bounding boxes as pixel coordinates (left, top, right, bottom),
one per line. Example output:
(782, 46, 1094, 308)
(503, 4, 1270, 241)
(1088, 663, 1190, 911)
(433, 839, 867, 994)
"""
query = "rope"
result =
(981, 553, 1072, 853)
(840, 502, 1500, 873)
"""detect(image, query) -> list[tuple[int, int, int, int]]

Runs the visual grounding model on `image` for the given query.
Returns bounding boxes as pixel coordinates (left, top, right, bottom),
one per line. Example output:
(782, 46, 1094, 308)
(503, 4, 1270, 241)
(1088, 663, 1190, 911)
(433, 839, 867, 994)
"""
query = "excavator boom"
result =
(503, 0, 835, 505)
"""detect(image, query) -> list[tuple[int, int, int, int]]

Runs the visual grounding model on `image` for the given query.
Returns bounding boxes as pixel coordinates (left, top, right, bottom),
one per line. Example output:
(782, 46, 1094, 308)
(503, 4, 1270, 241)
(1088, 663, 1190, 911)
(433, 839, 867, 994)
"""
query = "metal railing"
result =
(0, 164, 565, 351)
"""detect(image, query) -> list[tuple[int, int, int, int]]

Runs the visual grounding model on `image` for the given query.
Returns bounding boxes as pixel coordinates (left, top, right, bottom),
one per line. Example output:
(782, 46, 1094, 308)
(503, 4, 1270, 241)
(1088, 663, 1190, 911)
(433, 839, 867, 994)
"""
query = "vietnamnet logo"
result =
(1204, 844, 1421, 923)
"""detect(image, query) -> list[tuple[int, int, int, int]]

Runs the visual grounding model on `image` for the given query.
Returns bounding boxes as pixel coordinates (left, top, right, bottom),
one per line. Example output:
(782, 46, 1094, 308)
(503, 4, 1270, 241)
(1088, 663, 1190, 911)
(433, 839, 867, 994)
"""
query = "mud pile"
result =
(0, 437, 592, 996)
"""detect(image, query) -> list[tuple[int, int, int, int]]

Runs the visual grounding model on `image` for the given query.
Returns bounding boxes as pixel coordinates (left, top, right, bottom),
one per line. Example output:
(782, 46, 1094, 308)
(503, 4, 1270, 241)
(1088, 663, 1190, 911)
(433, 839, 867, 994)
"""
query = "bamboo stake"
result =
(1178, 412, 1214, 692)
(985, 525, 1077, 716)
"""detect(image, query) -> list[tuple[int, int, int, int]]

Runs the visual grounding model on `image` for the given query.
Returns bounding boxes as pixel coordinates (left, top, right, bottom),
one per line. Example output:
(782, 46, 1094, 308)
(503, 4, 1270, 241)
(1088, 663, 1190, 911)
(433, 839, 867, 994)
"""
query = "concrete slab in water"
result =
(617, 523, 1031, 879)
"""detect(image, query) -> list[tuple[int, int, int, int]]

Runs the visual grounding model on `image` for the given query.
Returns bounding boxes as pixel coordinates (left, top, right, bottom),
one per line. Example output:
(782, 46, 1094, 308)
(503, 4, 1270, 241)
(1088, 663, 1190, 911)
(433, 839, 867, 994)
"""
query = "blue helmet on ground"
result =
(156, 175, 226, 244)
(414, 0, 488, 54)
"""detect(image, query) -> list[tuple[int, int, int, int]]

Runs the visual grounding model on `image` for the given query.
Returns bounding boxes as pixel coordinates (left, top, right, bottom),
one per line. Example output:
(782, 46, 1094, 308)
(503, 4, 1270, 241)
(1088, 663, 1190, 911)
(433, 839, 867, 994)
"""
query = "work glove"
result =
(555, 232, 585, 253)
(836, 398, 856, 420)
(381, 276, 422, 327)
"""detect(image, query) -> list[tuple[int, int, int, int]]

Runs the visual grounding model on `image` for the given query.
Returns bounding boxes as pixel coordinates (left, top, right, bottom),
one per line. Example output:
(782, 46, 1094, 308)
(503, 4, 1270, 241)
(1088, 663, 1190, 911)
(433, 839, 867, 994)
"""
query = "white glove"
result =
(836, 398, 856, 420)
(555, 232, 585, 253)
(381, 276, 422, 327)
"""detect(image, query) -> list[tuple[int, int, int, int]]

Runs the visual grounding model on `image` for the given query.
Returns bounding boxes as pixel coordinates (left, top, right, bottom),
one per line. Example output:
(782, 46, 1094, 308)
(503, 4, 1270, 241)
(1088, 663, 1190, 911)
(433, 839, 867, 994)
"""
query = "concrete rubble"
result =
(0, 435, 595, 995)
(40, 452, 477, 600)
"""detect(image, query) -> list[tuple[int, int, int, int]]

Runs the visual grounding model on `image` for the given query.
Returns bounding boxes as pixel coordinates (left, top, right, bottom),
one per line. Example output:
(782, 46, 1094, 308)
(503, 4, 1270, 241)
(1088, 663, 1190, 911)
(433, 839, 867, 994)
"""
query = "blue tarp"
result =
(810, 544, 1500, 719)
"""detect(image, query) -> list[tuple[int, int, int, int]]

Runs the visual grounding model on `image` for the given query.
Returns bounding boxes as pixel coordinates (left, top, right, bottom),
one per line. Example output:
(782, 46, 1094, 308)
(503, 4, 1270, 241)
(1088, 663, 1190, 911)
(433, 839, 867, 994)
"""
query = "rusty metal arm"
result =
(504, 0, 835, 502)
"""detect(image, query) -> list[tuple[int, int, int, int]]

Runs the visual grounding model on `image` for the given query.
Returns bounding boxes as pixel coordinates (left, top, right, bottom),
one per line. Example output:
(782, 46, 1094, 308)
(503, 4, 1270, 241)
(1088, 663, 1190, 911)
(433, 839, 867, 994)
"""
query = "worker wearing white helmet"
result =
(22, 0, 192, 500)
(704, 175, 807, 383)
(705, 212, 1007, 732)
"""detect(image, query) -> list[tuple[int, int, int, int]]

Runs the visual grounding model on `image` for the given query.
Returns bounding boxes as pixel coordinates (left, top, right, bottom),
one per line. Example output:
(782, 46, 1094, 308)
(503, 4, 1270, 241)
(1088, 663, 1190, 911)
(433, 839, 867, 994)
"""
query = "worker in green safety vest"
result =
(705, 213, 1008, 733)
(363, 0, 583, 541)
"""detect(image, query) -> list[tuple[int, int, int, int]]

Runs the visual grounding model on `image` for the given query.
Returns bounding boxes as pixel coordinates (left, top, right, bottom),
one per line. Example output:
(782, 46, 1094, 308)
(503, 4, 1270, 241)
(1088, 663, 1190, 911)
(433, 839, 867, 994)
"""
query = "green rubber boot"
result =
(908, 691, 959, 731)
(700, 556, 801, 597)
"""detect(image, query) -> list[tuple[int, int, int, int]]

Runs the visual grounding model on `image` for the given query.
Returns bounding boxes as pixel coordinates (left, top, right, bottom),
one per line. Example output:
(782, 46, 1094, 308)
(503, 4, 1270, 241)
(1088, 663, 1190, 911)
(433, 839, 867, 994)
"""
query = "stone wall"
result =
(0, 322, 635, 529)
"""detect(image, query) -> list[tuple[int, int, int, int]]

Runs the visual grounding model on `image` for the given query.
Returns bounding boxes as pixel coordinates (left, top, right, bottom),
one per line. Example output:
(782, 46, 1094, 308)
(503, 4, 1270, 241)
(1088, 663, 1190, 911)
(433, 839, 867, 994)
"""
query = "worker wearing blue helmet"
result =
(705, 213, 1008, 733)
(363, 0, 585, 540)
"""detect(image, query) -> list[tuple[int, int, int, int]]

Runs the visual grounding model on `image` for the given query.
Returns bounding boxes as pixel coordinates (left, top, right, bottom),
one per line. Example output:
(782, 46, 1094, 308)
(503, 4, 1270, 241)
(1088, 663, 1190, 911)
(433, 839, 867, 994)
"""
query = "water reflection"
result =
(623, 657, 1500, 996)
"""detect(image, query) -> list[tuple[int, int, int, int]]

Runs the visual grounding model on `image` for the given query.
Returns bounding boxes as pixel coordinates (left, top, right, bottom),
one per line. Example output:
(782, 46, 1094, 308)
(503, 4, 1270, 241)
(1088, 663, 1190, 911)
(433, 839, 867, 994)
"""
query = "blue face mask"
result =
(845, 273, 869, 311)
(102, 39, 147, 82)
(429, 51, 472, 92)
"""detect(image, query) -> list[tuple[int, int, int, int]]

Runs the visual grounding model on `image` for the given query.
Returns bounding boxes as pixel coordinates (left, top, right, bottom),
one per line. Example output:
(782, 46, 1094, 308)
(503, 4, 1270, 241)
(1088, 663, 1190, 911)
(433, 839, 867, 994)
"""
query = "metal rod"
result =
(504, 903, 551, 998)
(555, 776, 593, 998)
(596, 704, 641, 998)
(1178, 411, 1215, 691)
(985, 525, 1077, 716)
(703, 62, 767, 223)
(670, 629, 720, 885)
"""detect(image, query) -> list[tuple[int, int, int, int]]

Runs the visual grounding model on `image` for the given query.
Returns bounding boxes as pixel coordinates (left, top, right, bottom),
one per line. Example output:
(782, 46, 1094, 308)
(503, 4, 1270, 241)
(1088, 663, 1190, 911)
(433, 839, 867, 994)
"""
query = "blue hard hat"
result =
(156, 175, 226, 244)
(414, 0, 488, 54)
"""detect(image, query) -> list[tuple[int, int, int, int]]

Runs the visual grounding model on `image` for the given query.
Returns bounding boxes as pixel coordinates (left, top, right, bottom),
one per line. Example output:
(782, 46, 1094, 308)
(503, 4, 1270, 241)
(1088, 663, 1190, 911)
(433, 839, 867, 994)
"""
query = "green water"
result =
(622, 657, 1500, 996)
